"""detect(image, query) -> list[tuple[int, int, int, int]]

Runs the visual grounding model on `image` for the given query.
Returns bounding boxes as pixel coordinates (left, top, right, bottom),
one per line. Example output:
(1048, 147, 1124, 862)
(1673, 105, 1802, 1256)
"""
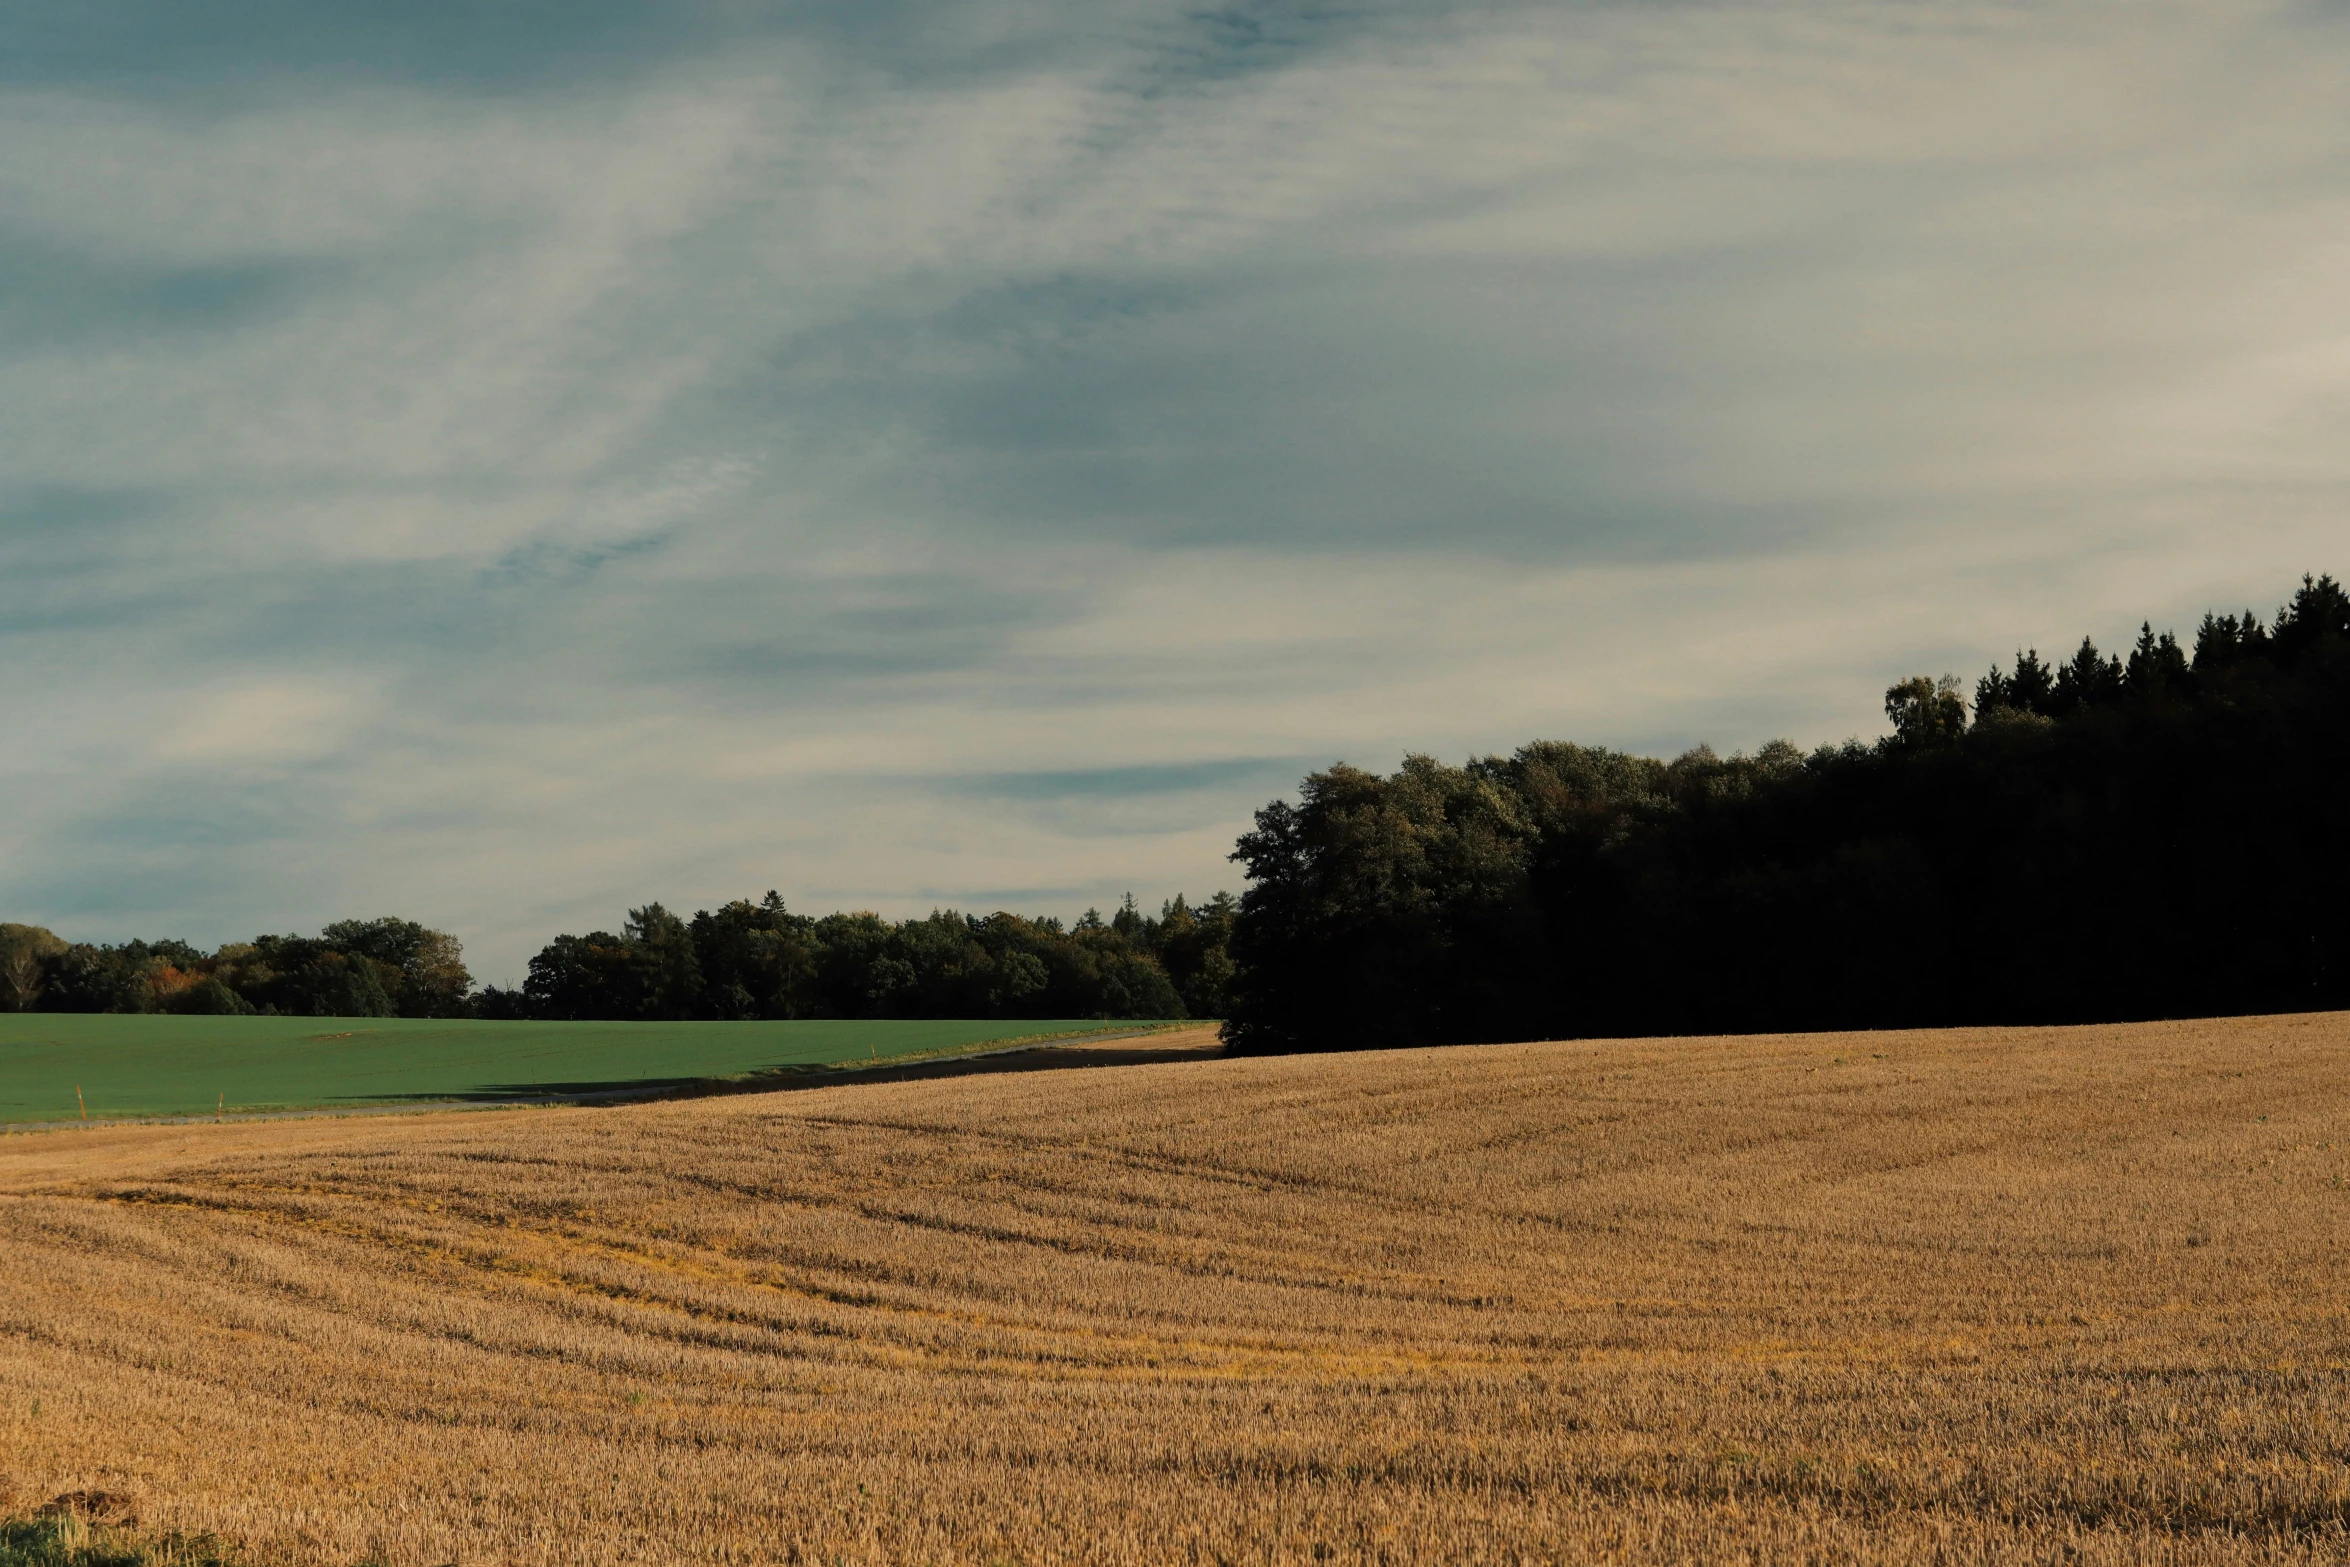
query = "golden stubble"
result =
(1, 1017, 2346, 1565)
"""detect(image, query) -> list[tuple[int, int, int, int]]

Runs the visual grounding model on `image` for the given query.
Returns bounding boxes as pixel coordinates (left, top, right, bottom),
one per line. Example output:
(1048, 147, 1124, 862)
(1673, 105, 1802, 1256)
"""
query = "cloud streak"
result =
(2, 0, 2346, 972)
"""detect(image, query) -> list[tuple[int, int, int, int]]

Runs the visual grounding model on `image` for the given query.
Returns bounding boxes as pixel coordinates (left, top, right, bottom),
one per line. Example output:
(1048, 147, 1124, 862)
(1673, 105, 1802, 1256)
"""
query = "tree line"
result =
(10, 571, 2342, 1048)
(1222, 573, 2350, 1051)
(0, 895, 1235, 1023)
(479, 893, 1232, 1022)
(0, 919, 472, 1019)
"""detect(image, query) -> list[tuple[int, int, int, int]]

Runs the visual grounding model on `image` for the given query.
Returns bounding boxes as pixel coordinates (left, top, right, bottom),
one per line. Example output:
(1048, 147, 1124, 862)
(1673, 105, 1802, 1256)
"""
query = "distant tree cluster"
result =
(481, 892, 1232, 1022)
(1224, 573, 2350, 1052)
(0, 918, 472, 1019)
(0, 895, 1233, 1023)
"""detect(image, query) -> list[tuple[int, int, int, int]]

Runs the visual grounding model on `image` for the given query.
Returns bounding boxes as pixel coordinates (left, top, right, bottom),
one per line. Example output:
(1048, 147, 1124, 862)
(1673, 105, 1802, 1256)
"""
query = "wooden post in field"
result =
(218, 1093, 225, 1123)
(76, 1085, 86, 1120)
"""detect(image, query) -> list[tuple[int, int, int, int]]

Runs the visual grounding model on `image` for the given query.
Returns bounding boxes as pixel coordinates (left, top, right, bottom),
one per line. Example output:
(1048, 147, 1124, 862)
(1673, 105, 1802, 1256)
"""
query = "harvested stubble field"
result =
(2, 1016, 2347, 1566)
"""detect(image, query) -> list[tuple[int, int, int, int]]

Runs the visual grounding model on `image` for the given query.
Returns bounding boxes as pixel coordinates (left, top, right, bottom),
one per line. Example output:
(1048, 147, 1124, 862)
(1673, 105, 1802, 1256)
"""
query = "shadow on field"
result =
(369, 1027, 1229, 1111)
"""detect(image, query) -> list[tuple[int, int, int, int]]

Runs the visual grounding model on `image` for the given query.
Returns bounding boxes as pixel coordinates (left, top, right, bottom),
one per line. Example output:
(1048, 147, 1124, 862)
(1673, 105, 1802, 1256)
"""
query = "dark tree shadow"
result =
(363, 1029, 1228, 1109)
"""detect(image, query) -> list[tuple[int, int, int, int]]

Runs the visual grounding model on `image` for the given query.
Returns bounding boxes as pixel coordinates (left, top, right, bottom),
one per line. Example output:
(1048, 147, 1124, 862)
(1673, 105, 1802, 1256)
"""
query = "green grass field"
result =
(0, 1015, 1172, 1125)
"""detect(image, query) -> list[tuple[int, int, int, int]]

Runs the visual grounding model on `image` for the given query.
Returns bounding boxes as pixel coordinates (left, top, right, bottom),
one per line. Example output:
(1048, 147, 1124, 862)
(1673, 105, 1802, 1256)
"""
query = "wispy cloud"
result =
(2, 0, 2346, 971)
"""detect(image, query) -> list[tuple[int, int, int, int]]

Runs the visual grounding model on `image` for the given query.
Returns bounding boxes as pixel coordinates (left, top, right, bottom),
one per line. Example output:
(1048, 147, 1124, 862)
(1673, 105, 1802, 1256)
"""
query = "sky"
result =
(2, 0, 2346, 980)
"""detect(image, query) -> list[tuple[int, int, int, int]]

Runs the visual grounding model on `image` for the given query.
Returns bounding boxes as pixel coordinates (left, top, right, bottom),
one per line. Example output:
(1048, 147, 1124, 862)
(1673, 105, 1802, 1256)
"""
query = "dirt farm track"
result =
(2, 1016, 2347, 1565)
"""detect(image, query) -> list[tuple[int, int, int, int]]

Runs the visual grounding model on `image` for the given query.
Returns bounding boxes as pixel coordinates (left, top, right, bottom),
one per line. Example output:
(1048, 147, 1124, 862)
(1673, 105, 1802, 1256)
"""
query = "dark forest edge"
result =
(6, 572, 2346, 1050)
(1222, 573, 2350, 1051)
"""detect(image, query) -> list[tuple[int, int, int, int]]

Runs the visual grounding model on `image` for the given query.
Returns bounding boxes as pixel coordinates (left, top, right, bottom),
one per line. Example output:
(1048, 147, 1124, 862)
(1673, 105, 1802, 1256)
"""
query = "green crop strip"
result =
(0, 1016, 1187, 1125)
